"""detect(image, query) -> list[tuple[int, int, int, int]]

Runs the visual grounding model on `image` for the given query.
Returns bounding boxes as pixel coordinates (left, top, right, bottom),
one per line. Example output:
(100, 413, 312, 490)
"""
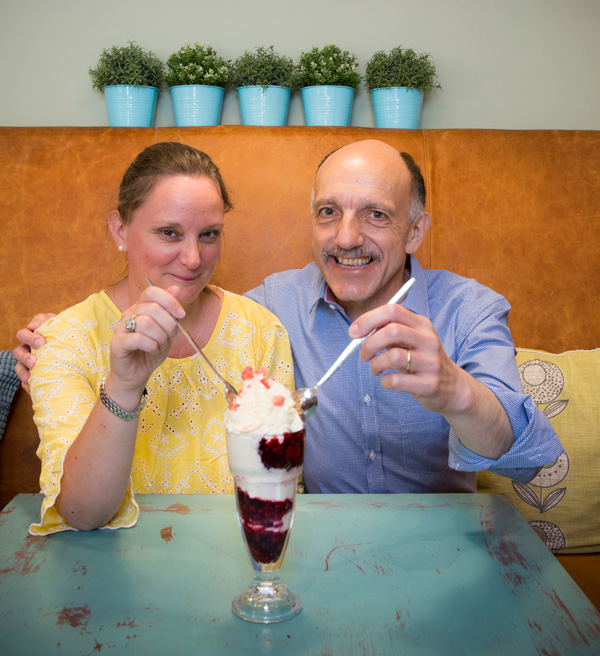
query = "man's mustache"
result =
(324, 249, 380, 260)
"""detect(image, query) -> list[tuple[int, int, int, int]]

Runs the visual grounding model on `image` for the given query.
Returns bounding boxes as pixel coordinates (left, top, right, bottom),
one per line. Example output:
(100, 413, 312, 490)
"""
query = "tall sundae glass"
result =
(225, 367, 305, 623)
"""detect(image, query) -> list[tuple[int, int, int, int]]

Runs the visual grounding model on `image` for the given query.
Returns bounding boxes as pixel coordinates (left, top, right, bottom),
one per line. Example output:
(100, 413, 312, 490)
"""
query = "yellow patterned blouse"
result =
(29, 289, 295, 536)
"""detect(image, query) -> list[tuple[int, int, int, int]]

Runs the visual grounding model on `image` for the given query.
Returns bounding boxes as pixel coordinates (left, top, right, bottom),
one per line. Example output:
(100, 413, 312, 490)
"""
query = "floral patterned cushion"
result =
(477, 348, 600, 554)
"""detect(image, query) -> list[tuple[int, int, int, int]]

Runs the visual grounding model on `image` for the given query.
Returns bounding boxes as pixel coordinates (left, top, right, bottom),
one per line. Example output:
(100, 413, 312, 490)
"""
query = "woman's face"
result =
(120, 174, 225, 307)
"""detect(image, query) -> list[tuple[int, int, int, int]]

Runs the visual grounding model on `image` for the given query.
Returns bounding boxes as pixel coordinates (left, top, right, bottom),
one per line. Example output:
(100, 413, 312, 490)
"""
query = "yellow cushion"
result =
(477, 348, 600, 554)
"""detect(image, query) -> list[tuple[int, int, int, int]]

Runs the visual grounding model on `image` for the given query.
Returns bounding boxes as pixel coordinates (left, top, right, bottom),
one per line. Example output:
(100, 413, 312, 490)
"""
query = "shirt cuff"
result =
(448, 396, 564, 483)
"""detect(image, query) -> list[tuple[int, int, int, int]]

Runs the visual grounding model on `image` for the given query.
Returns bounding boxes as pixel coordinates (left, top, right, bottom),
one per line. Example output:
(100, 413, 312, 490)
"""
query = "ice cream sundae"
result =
(225, 366, 305, 622)
(226, 366, 305, 566)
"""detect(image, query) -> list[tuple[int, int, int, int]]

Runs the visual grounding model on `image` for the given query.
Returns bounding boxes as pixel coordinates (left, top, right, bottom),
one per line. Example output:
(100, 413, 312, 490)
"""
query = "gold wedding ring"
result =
(405, 349, 412, 374)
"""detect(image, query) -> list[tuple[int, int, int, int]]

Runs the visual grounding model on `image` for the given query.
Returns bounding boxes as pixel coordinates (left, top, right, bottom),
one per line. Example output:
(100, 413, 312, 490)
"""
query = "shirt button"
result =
(364, 395, 371, 404)
(328, 304, 336, 310)
(369, 450, 376, 460)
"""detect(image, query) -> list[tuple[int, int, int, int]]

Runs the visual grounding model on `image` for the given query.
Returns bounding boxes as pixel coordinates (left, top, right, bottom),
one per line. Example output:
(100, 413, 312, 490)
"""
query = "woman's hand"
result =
(106, 285, 185, 406)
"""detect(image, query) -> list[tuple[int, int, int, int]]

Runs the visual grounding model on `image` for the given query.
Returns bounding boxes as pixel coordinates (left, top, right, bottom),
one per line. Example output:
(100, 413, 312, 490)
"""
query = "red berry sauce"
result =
(236, 488, 293, 564)
(258, 428, 305, 471)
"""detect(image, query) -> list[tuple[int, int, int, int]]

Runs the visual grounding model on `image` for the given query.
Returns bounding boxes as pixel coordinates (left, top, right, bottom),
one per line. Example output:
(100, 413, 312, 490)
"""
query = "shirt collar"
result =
(308, 270, 328, 314)
(404, 256, 431, 320)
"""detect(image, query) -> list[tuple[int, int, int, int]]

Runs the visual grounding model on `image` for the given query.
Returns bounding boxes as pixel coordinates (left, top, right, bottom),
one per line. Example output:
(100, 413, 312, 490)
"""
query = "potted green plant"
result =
(166, 43, 232, 126)
(294, 44, 362, 126)
(231, 46, 296, 126)
(365, 46, 441, 129)
(89, 41, 164, 127)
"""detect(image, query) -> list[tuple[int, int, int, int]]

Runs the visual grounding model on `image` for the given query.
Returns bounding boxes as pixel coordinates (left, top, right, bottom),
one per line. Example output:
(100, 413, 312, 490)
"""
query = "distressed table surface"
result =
(1, 493, 599, 656)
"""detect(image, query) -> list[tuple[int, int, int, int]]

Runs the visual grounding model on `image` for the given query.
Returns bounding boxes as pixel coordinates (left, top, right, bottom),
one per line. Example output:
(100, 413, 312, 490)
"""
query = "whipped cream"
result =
(225, 367, 304, 498)
(226, 367, 303, 436)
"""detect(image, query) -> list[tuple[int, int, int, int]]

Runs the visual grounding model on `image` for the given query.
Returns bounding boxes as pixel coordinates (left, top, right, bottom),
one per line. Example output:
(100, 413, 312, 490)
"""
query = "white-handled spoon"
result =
(294, 277, 415, 419)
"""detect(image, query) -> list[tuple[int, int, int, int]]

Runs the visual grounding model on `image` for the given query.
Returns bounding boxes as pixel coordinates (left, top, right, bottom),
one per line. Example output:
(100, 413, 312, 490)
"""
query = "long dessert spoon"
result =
(145, 278, 238, 404)
(294, 277, 416, 420)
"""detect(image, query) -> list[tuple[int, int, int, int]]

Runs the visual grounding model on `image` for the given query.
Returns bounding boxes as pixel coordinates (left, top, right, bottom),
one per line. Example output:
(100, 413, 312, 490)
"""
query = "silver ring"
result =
(125, 315, 137, 333)
(405, 349, 412, 374)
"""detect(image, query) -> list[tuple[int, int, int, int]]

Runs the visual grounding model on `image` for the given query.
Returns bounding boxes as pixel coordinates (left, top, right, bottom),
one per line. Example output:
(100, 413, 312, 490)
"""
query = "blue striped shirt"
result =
(245, 257, 563, 494)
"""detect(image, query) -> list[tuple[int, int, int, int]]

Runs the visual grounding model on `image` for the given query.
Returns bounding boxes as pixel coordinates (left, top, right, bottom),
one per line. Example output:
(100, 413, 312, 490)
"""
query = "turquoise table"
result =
(1, 493, 599, 655)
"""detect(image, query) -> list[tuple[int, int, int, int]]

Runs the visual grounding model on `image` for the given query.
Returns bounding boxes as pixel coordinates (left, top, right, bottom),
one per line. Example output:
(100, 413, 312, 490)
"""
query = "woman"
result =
(29, 142, 295, 536)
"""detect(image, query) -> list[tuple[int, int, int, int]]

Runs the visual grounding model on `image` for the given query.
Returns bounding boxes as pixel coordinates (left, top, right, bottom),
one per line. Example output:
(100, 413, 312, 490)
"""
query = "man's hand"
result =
(349, 304, 514, 460)
(13, 314, 55, 394)
(350, 304, 462, 414)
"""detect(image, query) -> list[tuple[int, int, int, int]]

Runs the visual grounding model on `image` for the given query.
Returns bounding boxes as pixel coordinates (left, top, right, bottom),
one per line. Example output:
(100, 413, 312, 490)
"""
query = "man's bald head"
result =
(312, 140, 426, 224)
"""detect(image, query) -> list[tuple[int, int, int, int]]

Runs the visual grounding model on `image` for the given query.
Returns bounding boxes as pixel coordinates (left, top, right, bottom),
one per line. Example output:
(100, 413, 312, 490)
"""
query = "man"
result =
(14, 140, 562, 494)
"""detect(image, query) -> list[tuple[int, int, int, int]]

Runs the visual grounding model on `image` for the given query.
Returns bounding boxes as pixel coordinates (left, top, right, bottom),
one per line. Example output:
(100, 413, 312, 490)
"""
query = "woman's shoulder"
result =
(38, 291, 120, 339)
(220, 288, 286, 330)
(33, 292, 116, 383)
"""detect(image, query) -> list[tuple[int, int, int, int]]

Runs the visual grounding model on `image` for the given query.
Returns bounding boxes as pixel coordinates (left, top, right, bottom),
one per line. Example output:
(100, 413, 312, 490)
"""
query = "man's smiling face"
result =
(311, 140, 421, 320)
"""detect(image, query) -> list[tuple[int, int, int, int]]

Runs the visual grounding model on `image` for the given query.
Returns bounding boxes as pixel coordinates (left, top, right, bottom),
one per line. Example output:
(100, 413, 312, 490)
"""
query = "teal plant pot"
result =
(171, 85, 225, 126)
(301, 86, 354, 126)
(371, 87, 424, 129)
(237, 86, 291, 126)
(103, 85, 158, 127)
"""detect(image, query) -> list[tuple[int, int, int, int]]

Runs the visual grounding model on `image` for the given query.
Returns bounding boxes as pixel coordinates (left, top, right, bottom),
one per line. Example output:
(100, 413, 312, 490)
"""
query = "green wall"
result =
(1, 0, 598, 128)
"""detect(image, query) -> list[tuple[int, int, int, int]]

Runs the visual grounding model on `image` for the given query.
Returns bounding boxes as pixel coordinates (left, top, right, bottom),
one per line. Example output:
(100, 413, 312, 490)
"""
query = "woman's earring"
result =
(118, 245, 125, 252)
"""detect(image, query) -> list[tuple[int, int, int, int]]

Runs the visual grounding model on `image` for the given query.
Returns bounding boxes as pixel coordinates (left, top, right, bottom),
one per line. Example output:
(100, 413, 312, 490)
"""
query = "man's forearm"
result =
(443, 369, 514, 460)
